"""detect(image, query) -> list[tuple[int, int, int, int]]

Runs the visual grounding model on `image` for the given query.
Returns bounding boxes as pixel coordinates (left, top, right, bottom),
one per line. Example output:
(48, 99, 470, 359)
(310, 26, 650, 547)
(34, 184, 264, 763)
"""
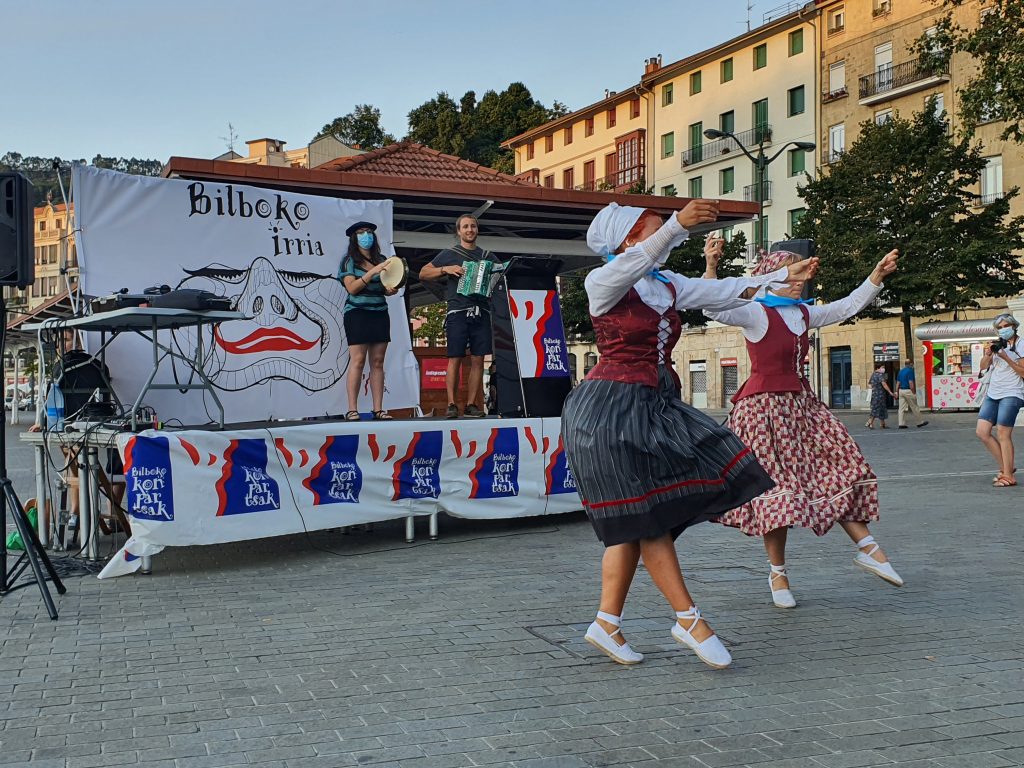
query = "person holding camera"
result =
(976, 313, 1024, 488)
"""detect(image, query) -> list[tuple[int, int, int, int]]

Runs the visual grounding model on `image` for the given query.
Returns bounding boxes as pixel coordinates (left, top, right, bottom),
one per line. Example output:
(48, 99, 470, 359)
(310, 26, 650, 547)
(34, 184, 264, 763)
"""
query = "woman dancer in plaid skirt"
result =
(705, 248, 904, 609)
(561, 202, 818, 668)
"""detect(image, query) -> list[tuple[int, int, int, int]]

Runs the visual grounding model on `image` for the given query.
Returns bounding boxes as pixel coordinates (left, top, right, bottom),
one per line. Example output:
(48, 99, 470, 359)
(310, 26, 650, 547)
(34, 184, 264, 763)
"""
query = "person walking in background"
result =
(706, 249, 904, 610)
(562, 200, 818, 668)
(866, 364, 895, 429)
(896, 358, 928, 429)
(976, 313, 1024, 488)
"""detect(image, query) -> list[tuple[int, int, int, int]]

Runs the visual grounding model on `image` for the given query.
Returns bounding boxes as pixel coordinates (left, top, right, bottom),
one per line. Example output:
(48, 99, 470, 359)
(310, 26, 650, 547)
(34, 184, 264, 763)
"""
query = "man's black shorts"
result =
(445, 309, 492, 357)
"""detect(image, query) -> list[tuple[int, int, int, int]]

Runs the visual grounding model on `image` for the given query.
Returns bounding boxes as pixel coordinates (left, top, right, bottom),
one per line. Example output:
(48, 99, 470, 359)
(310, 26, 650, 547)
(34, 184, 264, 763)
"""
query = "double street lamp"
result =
(702, 127, 815, 260)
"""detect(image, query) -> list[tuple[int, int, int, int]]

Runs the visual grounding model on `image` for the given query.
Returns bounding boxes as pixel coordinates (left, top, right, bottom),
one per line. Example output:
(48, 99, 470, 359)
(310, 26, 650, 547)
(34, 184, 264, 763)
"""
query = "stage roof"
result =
(163, 149, 760, 307)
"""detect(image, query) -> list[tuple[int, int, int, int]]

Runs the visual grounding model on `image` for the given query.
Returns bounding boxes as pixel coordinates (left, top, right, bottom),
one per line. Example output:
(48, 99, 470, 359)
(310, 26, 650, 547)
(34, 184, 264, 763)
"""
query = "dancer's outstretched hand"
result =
(785, 257, 819, 283)
(870, 249, 899, 285)
(676, 199, 720, 229)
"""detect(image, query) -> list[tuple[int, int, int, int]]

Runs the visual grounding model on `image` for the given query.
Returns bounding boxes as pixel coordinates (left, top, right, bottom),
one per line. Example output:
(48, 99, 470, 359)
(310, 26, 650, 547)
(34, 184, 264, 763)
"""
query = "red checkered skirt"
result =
(716, 391, 879, 537)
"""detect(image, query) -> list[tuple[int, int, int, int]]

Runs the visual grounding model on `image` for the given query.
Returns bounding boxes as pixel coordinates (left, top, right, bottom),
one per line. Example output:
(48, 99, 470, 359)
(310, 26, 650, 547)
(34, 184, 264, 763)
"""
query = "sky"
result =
(2, 0, 790, 162)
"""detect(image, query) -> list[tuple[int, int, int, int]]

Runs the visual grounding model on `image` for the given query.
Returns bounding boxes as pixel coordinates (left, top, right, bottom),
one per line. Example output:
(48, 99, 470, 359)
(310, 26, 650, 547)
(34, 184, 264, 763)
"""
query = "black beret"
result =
(345, 221, 378, 237)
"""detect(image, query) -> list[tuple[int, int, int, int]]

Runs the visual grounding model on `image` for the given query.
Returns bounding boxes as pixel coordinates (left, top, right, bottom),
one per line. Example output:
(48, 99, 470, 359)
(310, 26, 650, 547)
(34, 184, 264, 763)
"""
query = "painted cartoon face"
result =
(177, 257, 347, 391)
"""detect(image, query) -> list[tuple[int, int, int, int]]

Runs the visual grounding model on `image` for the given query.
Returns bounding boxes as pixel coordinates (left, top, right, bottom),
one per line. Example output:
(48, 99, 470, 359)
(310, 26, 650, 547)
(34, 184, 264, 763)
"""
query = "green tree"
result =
(794, 103, 1024, 364)
(406, 83, 567, 174)
(314, 104, 397, 150)
(913, 0, 1024, 143)
(91, 155, 164, 176)
(1, 153, 162, 207)
(558, 229, 749, 342)
(410, 303, 448, 347)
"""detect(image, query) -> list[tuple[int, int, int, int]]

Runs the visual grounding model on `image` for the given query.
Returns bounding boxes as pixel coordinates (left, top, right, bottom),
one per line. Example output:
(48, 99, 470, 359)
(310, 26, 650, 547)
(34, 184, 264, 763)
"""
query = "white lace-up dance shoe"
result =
(671, 607, 732, 668)
(853, 535, 904, 586)
(584, 611, 643, 665)
(769, 562, 797, 608)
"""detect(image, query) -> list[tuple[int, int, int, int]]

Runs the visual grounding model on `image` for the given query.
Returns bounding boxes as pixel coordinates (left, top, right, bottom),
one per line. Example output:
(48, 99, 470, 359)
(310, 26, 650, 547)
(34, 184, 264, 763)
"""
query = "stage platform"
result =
(98, 415, 581, 578)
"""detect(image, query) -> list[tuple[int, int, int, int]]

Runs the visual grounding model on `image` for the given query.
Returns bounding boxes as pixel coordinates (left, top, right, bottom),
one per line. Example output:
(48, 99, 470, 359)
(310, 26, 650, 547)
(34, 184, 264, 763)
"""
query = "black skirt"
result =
(561, 367, 775, 546)
(344, 308, 391, 346)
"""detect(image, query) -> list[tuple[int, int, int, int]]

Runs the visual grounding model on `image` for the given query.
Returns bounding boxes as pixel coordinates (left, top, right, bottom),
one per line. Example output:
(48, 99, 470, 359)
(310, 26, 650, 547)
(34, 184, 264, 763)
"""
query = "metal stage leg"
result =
(87, 447, 101, 561)
(429, 512, 438, 541)
(34, 445, 49, 548)
(405, 516, 414, 543)
(77, 452, 90, 557)
(140, 555, 152, 575)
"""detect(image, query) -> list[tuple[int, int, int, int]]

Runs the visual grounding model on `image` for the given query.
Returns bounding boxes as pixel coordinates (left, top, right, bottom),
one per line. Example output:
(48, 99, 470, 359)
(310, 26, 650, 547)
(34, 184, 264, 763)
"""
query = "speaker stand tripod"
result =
(0, 296, 65, 619)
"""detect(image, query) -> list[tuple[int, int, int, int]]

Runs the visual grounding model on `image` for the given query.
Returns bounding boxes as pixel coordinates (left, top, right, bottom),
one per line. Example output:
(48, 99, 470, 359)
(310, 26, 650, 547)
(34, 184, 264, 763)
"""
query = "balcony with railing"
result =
(858, 57, 950, 105)
(743, 180, 773, 206)
(822, 86, 848, 103)
(575, 170, 642, 193)
(974, 192, 1004, 207)
(680, 125, 773, 169)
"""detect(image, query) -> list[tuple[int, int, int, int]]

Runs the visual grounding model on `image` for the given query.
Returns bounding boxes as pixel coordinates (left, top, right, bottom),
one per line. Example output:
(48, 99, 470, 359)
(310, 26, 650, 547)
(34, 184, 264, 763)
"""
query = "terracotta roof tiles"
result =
(315, 142, 537, 186)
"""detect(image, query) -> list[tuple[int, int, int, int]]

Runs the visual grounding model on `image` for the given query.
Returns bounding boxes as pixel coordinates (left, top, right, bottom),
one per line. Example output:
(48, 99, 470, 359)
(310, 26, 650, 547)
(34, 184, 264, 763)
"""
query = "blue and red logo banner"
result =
(470, 427, 520, 499)
(216, 438, 281, 516)
(303, 434, 362, 505)
(545, 435, 577, 495)
(533, 291, 571, 378)
(123, 435, 175, 521)
(392, 431, 443, 500)
(510, 289, 571, 380)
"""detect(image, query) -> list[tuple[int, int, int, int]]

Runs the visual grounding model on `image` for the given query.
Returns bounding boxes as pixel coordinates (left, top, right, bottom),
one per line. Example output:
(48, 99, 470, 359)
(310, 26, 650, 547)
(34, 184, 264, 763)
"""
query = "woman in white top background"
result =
(976, 314, 1024, 487)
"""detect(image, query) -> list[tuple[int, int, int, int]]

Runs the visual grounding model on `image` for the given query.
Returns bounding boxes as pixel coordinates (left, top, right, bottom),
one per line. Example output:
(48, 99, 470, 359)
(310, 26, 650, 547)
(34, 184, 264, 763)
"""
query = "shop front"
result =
(914, 320, 995, 411)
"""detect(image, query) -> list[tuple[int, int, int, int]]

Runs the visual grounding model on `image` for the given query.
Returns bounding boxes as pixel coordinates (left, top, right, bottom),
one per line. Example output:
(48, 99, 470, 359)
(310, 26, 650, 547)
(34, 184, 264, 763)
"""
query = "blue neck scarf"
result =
(755, 294, 815, 308)
(605, 253, 671, 284)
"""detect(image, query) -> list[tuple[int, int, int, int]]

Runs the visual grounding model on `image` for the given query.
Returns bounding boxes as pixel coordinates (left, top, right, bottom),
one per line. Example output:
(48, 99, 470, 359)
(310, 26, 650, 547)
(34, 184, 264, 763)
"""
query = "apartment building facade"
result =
(644, 8, 817, 259)
(503, 88, 650, 193)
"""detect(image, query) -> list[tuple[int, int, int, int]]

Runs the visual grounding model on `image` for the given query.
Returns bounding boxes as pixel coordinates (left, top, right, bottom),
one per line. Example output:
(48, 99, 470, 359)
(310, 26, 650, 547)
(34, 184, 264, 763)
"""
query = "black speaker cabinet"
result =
(771, 238, 815, 300)
(0, 172, 35, 288)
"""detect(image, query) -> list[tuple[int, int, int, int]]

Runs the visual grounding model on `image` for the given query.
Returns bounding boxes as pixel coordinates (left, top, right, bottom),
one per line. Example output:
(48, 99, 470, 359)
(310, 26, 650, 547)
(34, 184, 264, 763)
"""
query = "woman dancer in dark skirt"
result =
(562, 201, 818, 668)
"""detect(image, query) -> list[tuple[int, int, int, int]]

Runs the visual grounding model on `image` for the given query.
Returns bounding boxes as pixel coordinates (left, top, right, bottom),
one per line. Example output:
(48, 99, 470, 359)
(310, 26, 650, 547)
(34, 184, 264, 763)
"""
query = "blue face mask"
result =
(356, 231, 375, 249)
(997, 326, 1016, 341)
(754, 294, 815, 308)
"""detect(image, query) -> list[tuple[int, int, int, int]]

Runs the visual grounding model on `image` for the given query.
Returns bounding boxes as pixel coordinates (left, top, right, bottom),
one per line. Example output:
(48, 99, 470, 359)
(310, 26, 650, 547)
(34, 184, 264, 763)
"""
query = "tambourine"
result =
(379, 256, 408, 290)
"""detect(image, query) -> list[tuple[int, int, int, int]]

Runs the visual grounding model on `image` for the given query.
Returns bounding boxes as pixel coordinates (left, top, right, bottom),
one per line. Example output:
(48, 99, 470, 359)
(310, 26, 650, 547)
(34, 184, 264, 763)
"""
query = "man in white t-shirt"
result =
(976, 313, 1024, 487)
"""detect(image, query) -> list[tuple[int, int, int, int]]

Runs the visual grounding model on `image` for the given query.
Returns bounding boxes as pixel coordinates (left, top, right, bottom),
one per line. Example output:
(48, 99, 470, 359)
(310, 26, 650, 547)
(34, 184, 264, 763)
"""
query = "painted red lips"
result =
(214, 326, 318, 354)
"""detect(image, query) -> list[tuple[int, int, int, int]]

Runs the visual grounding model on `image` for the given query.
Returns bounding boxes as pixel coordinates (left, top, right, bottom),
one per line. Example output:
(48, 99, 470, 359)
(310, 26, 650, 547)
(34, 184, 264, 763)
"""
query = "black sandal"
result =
(345, 411, 360, 421)
(372, 410, 393, 421)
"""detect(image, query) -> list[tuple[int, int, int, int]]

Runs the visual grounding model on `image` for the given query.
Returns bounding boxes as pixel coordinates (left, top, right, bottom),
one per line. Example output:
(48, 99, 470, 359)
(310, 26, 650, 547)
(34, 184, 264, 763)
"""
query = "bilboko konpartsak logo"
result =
(216, 439, 281, 516)
(123, 435, 174, 521)
(470, 427, 520, 499)
(304, 434, 363, 505)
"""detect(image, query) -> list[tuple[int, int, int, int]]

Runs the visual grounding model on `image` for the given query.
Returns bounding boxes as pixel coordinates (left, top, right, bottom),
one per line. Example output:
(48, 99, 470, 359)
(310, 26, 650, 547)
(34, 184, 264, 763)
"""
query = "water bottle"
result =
(45, 384, 65, 431)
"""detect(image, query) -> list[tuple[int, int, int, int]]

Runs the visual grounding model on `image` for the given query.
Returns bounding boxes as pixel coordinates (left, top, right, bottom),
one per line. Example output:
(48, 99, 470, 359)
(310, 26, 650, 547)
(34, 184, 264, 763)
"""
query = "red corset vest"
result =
(587, 286, 682, 389)
(732, 305, 811, 403)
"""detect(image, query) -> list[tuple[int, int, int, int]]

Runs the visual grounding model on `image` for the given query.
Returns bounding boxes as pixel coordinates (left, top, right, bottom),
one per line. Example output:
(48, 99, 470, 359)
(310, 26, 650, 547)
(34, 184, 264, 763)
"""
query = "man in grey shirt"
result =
(419, 214, 493, 418)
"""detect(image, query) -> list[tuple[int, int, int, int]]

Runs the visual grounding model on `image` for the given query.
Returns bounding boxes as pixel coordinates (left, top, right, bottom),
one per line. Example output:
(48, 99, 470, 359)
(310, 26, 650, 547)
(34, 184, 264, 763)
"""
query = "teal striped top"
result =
(338, 256, 388, 313)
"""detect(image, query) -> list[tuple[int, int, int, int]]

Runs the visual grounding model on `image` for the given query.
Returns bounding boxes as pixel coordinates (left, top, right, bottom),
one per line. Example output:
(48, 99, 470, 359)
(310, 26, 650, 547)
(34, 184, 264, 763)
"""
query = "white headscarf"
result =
(586, 202, 647, 258)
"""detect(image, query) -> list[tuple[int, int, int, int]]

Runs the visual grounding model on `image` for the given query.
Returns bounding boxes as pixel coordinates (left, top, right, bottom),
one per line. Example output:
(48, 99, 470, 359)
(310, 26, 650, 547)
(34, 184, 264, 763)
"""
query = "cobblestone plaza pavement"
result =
(2, 412, 1023, 768)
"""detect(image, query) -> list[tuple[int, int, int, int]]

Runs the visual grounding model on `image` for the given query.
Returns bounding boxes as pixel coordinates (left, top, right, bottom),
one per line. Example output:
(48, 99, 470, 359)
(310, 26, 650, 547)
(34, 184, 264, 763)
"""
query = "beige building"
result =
(229, 135, 363, 169)
(644, 8, 818, 258)
(502, 87, 650, 192)
(3, 201, 77, 317)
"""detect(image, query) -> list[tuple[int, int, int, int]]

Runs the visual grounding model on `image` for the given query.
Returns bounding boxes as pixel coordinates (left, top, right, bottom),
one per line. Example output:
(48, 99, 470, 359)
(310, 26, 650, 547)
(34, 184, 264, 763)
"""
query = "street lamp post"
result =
(703, 128, 815, 260)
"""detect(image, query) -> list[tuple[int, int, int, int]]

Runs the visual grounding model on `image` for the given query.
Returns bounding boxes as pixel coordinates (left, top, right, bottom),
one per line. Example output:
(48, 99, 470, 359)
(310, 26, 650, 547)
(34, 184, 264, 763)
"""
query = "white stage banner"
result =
(98, 417, 582, 578)
(73, 166, 418, 423)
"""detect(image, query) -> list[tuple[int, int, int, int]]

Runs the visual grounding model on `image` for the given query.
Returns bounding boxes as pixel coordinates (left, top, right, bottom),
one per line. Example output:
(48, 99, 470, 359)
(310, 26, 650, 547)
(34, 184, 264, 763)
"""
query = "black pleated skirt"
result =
(561, 367, 774, 546)
(344, 308, 391, 346)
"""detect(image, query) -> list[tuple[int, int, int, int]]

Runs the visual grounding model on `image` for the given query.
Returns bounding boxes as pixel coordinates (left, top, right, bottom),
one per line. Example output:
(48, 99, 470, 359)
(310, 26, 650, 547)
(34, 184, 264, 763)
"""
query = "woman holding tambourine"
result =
(337, 221, 404, 421)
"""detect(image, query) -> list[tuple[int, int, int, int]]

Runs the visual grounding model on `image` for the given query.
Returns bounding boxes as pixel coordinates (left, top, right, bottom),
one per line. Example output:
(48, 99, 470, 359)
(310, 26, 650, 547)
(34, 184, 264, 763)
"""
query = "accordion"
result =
(456, 259, 496, 298)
